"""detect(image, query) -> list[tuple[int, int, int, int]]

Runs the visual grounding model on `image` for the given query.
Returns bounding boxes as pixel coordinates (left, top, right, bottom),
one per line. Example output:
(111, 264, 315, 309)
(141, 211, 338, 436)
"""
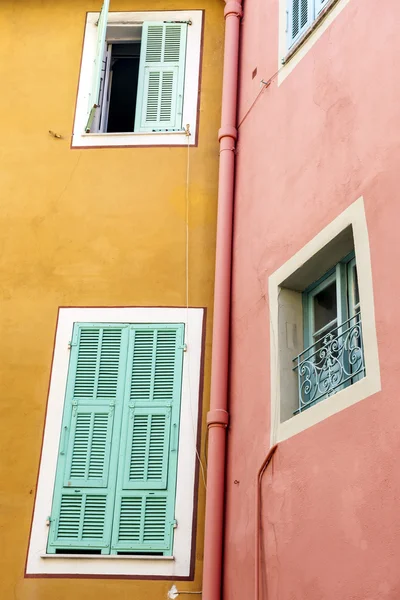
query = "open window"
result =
(72, 9, 203, 147)
(86, 2, 188, 134)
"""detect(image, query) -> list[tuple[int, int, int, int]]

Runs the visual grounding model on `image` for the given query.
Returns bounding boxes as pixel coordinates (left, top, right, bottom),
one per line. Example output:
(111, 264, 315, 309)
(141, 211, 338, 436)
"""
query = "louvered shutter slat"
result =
(111, 324, 184, 554)
(134, 23, 187, 132)
(47, 324, 128, 554)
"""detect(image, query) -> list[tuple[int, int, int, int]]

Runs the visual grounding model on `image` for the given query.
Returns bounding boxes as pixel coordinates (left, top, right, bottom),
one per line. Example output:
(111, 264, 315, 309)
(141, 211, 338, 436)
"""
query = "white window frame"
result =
(26, 307, 204, 577)
(269, 197, 381, 443)
(72, 11, 203, 148)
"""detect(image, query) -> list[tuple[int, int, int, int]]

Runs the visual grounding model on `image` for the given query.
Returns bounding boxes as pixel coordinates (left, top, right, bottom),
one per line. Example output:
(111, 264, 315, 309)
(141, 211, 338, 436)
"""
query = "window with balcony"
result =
(268, 198, 381, 443)
(293, 254, 365, 414)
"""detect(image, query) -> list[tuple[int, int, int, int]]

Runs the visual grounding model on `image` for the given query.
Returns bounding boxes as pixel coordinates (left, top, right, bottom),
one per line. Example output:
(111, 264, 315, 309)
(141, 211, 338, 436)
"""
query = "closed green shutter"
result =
(85, 0, 110, 132)
(47, 324, 129, 554)
(134, 23, 187, 132)
(111, 325, 184, 554)
(48, 322, 184, 555)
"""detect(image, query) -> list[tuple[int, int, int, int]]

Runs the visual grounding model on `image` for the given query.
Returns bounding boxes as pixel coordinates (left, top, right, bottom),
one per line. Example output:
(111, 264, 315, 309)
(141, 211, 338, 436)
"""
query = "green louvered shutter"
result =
(47, 324, 128, 554)
(111, 324, 184, 554)
(287, 0, 313, 48)
(85, 0, 110, 132)
(134, 23, 187, 132)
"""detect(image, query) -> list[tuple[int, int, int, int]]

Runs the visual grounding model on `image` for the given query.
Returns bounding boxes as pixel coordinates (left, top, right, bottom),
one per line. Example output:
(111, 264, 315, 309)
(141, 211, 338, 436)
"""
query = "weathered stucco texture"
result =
(0, 0, 223, 598)
(225, 0, 400, 599)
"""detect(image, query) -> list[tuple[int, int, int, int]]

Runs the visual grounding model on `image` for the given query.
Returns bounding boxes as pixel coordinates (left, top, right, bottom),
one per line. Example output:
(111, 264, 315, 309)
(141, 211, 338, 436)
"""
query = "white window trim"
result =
(278, 0, 350, 85)
(72, 11, 202, 148)
(27, 307, 204, 577)
(269, 197, 381, 443)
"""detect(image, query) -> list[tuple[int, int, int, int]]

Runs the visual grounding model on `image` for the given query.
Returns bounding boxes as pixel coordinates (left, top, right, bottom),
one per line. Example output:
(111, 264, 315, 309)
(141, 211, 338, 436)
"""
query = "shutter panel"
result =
(111, 324, 184, 554)
(123, 407, 171, 490)
(287, 0, 313, 49)
(85, 0, 110, 132)
(47, 324, 128, 554)
(134, 23, 187, 132)
(113, 493, 170, 552)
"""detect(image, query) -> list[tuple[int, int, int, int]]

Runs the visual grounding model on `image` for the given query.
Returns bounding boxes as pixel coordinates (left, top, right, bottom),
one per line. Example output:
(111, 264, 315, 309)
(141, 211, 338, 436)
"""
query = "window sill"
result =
(72, 130, 194, 148)
(40, 554, 174, 560)
(283, 0, 340, 65)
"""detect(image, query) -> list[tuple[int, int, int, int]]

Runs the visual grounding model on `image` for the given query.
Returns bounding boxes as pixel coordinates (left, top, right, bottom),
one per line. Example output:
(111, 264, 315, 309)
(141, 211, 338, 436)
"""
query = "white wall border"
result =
(269, 197, 381, 443)
(278, 0, 350, 85)
(72, 11, 203, 147)
(26, 307, 204, 577)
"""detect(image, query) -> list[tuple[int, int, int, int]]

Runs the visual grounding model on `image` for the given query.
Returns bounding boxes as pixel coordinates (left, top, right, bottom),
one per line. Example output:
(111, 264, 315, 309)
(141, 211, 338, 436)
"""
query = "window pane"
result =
(353, 265, 360, 306)
(313, 281, 337, 333)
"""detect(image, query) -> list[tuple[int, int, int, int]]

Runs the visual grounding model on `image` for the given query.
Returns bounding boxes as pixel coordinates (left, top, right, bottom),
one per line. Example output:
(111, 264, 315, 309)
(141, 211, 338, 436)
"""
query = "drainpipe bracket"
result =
(224, 1, 243, 18)
(218, 125, 238, 143)
(207, 409, 229, 428)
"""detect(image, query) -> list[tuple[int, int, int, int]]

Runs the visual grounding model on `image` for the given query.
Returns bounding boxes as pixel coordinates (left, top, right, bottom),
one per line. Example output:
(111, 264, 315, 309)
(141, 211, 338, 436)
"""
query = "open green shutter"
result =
(47, 324, 128, 554)
(85, 0, 110, 132)
(111, 324, 184, 554)
(134, 23, 187, 132)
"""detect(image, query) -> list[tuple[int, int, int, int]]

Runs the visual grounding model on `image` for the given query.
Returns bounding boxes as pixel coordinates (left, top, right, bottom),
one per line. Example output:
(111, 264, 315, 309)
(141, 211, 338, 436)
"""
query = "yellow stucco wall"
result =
(0, 0, 223, 598)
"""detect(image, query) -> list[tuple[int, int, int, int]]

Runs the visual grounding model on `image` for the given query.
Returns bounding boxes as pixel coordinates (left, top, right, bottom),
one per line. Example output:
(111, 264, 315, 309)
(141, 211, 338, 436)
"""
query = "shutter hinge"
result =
(172, 519, 178, 529)
(68, 340, 77, 350)
(178, 343, 187, 352)
(46, 516, 52, 527)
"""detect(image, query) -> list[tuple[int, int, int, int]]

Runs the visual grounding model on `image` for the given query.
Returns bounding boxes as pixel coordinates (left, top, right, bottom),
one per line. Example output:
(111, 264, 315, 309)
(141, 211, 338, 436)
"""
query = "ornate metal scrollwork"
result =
(293, 314, 365, 413)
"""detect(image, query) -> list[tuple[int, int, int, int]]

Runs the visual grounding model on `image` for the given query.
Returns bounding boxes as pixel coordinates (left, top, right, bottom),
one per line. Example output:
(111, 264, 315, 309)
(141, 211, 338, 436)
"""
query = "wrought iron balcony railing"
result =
(292, 314, 365, 414)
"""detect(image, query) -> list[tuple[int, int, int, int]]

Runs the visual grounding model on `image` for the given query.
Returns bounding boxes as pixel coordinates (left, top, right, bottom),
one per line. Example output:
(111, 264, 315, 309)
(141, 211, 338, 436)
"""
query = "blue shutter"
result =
(134, 23, 187, 132)
(111, 324, 184, 554)
(47, 324, 128, 554)
(287, 0, 313, 49)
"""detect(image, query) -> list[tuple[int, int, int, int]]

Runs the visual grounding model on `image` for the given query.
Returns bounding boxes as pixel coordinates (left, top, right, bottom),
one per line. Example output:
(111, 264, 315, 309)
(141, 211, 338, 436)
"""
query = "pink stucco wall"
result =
(225, 0, 400, 599)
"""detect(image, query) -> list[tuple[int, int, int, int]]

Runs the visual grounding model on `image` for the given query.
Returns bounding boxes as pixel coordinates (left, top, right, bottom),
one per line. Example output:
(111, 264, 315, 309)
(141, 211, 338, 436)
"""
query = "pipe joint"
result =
(207, 409, 229, 428)
(218, 125, 238, 143)
(224, 1, 243, 19)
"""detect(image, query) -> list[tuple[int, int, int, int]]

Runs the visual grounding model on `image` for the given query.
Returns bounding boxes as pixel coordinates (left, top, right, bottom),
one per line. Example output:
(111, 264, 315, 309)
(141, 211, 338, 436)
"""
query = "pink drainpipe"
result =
(202, 1, 242, 599)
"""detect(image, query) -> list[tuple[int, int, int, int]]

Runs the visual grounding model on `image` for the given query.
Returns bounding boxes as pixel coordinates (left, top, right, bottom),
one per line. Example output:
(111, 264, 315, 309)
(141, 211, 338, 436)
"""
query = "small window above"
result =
(72, 9, 203, 147)
(286, 0, 334, 51)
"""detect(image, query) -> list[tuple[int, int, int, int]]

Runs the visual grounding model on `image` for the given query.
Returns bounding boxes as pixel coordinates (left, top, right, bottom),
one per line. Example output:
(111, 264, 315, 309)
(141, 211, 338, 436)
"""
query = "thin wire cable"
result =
(185, 131, 207, 490)
(237, 61, 287, 131)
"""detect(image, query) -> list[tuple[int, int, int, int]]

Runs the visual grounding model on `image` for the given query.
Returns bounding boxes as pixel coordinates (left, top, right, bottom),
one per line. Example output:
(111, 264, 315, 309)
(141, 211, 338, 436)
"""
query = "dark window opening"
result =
(117, 551, 164, 556)
(55, 549, 102, 555)
(106, 42, 141, 133)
